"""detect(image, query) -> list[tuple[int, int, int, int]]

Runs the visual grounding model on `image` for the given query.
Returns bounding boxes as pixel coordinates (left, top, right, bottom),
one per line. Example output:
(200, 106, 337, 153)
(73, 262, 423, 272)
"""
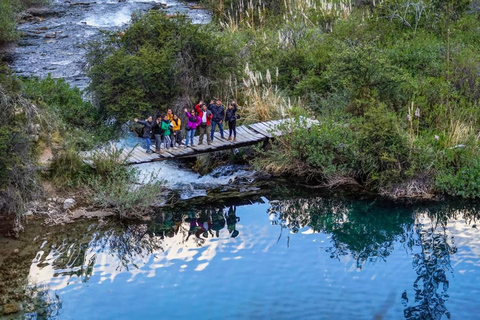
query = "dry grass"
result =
(238, 64, 294, 123)
(443, 119, 480, 148)
(217, 0, 353, 33)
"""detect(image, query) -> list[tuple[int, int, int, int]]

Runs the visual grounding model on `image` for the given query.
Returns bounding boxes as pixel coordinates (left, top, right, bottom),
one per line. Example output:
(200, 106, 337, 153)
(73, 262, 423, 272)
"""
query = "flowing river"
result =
(12, 0, 210, 89)
(4, 1, 480, 319)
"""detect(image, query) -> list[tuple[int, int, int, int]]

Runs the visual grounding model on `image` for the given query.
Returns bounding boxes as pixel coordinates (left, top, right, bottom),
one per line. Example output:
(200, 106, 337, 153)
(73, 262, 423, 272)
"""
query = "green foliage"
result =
(0, 1, 17, 44)
(86, 11, 239, 123)
(435, 147, 480, 198)
(355, 102, 410, 187)
(254, 115, 358, 181)
(87, 172, 161, 218)
(22, 75, 101, 128)
(49, 147, 91, 188)
(86, 147, 163, 218)
(0, 84, 43, 221)
(50, 144, 163, 218)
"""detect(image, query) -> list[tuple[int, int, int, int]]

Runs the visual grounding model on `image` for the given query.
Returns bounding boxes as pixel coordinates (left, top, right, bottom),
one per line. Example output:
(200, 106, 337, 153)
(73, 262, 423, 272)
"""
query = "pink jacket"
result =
(185, 112, 201, 130)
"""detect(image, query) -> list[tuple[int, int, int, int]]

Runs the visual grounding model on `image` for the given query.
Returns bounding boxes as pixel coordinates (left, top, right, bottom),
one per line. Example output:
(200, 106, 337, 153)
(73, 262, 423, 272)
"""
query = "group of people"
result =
(134, 99, 239, 153)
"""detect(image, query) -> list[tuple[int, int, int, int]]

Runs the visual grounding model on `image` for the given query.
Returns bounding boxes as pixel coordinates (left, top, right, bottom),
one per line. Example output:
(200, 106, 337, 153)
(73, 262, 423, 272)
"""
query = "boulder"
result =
(63, 198, 76, 210)
(3, 303, 19, 315)
(26, 7, 58, 17)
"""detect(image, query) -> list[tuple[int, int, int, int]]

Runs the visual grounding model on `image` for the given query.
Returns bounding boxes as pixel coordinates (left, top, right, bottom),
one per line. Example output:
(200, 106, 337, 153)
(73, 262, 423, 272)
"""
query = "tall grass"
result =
(211, 0, 353, 33)
(238, 64, 294, 123)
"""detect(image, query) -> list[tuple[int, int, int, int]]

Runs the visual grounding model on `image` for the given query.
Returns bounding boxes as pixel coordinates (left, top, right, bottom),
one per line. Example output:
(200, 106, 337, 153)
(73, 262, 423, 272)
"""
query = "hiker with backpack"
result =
(134, 116, 154, 153)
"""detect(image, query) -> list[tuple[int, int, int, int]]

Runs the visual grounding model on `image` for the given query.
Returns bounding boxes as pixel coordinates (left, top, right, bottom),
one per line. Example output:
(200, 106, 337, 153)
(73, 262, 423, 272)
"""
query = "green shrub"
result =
(435, 147, 480, 198)
(86, 11, 239, 123)
(355, 102, 410, 188)
(254, 115, 358, 180)
(21, 75, 101, 128)
(0, 1, 17, 44)
(0, 84, 43, 224)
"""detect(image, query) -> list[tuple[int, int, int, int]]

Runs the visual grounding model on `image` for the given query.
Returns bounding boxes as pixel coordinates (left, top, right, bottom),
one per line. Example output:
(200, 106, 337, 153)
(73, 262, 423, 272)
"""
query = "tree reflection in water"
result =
(19, 198, 480, 319)
(268, 197, 415, 268)
(268, 197, 479, 320)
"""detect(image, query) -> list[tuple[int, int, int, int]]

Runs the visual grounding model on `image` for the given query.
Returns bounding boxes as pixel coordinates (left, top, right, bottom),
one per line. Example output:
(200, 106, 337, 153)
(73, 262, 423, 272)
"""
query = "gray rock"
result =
(63, 198, 76, 210)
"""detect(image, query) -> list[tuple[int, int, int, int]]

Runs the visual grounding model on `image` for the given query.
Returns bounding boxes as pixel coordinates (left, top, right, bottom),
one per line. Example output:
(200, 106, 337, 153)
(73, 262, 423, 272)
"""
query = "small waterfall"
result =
(134, 161, 257, 200)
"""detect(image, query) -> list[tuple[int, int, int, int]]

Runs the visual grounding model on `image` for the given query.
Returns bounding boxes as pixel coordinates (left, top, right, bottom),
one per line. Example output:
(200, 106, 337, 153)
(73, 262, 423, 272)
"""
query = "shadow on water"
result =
(5, 196, 480, 318)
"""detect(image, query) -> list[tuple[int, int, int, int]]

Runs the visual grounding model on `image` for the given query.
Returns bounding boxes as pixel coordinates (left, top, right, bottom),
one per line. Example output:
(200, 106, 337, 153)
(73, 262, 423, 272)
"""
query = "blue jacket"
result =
(209, 104, 225, 122)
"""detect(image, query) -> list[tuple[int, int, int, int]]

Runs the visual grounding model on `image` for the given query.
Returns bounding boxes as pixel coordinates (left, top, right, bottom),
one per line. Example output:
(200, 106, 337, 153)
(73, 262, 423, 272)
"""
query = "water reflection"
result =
(11, 197, 480, 318)
(402, 215, 456, 320)
(267, 198, 480, 320)
(268, 198, 415, 267)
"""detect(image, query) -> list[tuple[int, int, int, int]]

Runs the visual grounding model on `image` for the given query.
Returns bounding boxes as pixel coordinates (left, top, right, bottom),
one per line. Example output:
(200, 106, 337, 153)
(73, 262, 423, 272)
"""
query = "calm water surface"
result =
(9, 196, 480, 319)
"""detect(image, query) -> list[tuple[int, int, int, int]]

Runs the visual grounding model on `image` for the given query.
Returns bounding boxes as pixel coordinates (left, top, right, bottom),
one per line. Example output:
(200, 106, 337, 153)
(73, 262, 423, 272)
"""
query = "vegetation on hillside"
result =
(87, 0, 480, 198)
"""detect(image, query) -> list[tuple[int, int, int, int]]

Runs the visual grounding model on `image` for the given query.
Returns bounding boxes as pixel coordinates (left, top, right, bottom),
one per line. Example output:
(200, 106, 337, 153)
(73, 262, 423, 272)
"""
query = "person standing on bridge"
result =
(166, 109, 174, 148)
(134, 116, 154, 153)
(171, 114, 182, 148)
(209, 99, 225, 141)
(152, 115, 164, 153)
(196, 102, 213, 145)
(226, 101, 239, 142)
(184, 108, 200, 148)
(161, 114, 172, 150)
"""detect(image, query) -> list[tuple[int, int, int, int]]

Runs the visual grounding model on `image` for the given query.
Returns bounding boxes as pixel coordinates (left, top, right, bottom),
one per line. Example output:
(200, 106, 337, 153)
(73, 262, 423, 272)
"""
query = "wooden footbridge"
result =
(83, 118, 318, 165)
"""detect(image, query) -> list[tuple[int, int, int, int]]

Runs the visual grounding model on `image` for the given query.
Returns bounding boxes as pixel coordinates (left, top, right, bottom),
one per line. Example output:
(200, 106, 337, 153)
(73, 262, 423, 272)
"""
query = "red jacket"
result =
(195, 104, 213, 126)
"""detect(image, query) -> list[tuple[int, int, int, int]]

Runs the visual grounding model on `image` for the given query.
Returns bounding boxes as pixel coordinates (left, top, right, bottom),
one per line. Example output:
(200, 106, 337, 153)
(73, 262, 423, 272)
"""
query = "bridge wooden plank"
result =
(248, 123, 272, 138)
(237, 126, 265, 141)
(263, 120, 289, 136)
(82, 118, 317, 165)
(241, 126, 266, 139)
(234, 127, 262, 142)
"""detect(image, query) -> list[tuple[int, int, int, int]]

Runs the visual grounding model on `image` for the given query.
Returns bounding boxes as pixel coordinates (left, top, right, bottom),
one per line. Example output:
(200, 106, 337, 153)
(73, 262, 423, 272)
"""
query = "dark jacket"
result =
(225, 104, 238, 122)
(152, 120, 163, 135)
(209, 104, 225, 122)
(137, 120, 154, 138)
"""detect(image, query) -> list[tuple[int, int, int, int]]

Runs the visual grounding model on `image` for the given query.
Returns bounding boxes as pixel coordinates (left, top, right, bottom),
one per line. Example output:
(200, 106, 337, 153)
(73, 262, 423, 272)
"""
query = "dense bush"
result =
(22, 75, 101, 128)
(0, 1, 17, 44)
(86, 11, 239, 123)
